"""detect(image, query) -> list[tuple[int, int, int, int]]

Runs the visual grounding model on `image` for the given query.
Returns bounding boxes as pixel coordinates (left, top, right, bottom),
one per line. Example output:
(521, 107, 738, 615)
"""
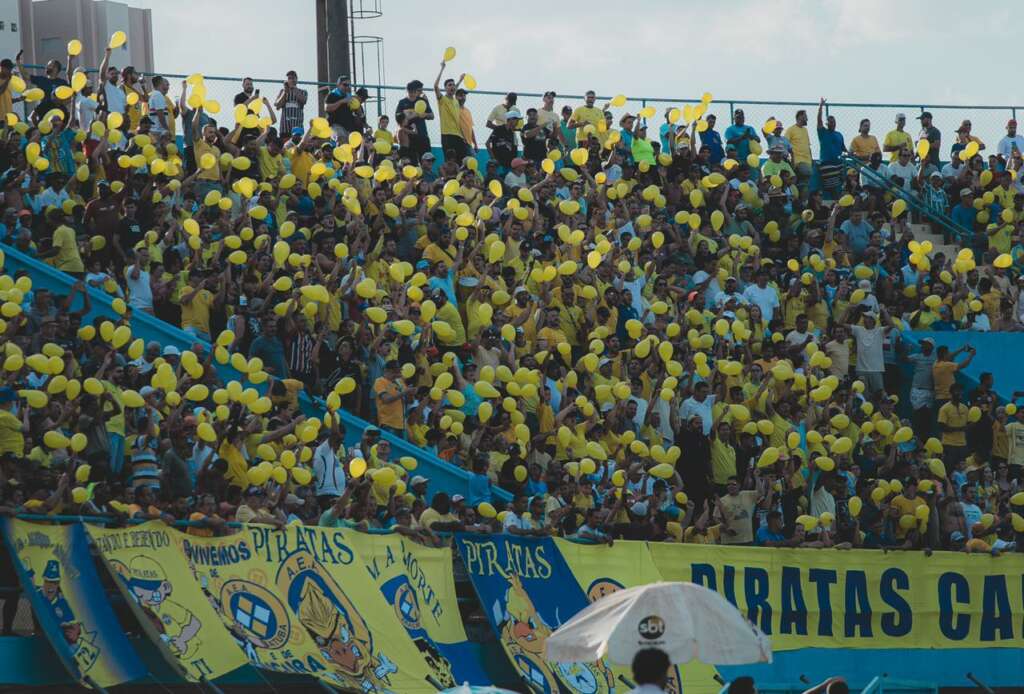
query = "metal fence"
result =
(23, 65, 1024, 161)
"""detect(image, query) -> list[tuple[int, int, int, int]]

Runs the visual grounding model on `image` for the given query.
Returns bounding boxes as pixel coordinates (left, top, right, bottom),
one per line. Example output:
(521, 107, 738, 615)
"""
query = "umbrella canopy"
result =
(545, 581, 772, 666)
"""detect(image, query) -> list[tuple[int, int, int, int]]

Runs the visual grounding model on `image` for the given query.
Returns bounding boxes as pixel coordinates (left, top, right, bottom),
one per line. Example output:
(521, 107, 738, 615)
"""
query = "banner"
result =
(87, 522, 249, 682)
(456, 533, 622, 694)
(178, 524, 437, 692)
(2, 519, 146, 688)
(554, 539, 722, 694)
(349, 531, 489, 686)
(648, 542, 1024, 650)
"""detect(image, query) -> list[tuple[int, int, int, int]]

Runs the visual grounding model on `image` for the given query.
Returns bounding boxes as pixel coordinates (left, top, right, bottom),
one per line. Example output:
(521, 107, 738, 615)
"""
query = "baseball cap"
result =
(920, 337, 934, 345)
(895, 113, 906, 121)
(917, 112, 933, 120)
(291, 126, 304, 136)
(162, 345, 181, 357)
(285, 493, 305, 506)
(452, 494, 465, 503)
(410, 475, 428, 486)
(1010, 119, 1018, 128)
(510, 157, 528, 168)
(960, 188, 973, 197)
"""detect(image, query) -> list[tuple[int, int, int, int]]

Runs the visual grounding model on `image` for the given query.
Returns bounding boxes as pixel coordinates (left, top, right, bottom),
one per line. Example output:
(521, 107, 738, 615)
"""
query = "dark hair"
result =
(631, 648, 670, 686)
(406, 80, 423, 91)
(728, 676, 757, 694)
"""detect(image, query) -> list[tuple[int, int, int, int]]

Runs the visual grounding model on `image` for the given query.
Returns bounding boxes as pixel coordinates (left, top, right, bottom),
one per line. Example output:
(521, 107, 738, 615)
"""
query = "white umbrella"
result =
(545, 581, 772, 666)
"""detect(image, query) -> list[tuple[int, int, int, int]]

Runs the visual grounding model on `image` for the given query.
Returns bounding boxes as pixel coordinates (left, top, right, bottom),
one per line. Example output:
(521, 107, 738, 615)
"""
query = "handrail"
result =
(840, 153, 970, 244)
(0, 244, 510, 504)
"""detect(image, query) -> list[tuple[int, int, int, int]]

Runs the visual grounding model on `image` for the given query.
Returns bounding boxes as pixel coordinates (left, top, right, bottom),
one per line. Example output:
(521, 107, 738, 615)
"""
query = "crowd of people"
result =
(0, 36, 1019, 600)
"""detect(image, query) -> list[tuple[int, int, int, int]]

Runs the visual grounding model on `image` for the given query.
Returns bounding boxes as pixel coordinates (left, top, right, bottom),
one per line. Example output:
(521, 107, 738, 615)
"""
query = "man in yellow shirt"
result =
(938, 384, 970, 468)
(180, 270, 223, 342)
(932, 344, 974, 409)
(783, 109, 813, 200)
(373, 360, 408, 437)
(567, 90, 606, 143)
(850, 118, 880, 161)
(883, 114, 913, 162)
(192, 104, 222, 197)
(433, 62, 467, 162)
(0, 388, 26, 458)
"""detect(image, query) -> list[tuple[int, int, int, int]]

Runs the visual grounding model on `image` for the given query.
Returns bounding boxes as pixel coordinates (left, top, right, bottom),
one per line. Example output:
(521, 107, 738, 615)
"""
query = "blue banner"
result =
(455, 533, 625, 694)
(1, 519, 146, 688)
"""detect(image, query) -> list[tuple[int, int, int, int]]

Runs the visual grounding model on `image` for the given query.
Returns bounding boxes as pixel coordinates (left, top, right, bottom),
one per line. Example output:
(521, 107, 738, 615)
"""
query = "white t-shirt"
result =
(312, 439, 346, 497)
(851, 324, 884, 373)
(147, 91, 168, 133)
(679, 394, 715, 435)
(887, 161, 917, 191)
(998, 135, 1024, 158)
(742, 284, 780, 322)
(104, 82, 126, 114)
(124, 267, 152, 310)
(78, 95, 98, 131)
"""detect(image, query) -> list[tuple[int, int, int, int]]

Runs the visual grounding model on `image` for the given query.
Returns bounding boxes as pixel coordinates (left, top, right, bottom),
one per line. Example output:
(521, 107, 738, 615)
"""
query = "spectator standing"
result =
(724, 109, 759, 162)
(395, 79, 434, 162)
(816, 98, 846, 198)
(849, 118, 880, 161)
(997, 119, 1024, 159)
(917, 111, 941, 174)
(275, 70, 307, 135)
(883, 113, 913, 162)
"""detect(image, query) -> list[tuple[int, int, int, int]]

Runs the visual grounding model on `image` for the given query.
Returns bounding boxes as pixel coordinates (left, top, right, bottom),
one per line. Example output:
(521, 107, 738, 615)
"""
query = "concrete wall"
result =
(0, 0, 22, 61)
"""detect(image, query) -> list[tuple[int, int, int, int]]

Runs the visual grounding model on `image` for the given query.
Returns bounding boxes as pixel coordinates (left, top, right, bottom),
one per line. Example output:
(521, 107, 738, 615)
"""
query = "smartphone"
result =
(255, 89, 260, 97)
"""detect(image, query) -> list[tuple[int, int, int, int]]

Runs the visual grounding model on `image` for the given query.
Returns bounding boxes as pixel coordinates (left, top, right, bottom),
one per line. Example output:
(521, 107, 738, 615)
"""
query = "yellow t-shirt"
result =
(194, 140, 221, 182)
(218, 440, 249, 489)
(932, 361, 958, 400)
(52, 225, 83, 272)
(883, 130, 913, 161)
(850, 134, 880, 159)
(418, 507, 457, 530)
(571, 105, 604, 139)
(288, 149, 314, 185)
(373, 377, 404, 430)
(783, 125, 811, 165)
(259, 146, 284, 181)
(181, 287, 213, 334)
(438, 95, 462, 138)
(938, 402, 969, 447)
(102, 381, 125, 437)
(710, 438, 737, 485)
(0, 409, 23, 456)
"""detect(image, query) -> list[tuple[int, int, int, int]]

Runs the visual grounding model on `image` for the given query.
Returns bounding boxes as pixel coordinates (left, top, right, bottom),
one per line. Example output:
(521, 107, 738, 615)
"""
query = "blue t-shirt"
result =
(724, 124, 758, 160)
(700, 129, 724, 164)
(951, 203, 975, 235)
(840, 219, 872, 254)
(249, 336, 288, 377)
(755, 526, 785, 546)
(817, 127, 846, 163)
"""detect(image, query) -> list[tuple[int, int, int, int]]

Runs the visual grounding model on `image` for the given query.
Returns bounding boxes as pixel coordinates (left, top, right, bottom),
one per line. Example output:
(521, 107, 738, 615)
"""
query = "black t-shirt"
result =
(522, 125, 546, 162)
(488, 125, 516, 167)
(118, 216, 143, 251)
(395, 97, 433, 142)
(325, 89, 356, 130)
(234, 90, 253, 106)
(30, 75, 70, 121)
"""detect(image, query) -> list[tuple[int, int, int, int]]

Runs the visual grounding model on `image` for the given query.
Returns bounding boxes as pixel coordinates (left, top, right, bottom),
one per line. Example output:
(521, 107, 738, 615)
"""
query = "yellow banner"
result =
(178, 524, 436, 692)
(554, 539, 722, 694)
(87, 522, 249, 681)
(348, 531, 468, 688)
(648, 542, 1024, 650)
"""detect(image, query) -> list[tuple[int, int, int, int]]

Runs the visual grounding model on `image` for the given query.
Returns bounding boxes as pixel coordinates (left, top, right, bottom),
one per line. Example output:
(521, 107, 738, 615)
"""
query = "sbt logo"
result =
(638, 615, 665, 640)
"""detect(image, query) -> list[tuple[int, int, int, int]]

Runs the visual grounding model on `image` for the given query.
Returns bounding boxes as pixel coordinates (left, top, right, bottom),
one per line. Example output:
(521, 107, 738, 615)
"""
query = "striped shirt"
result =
(129, 434, 160, 491)
(279, 87, 307, 133)
(288, 331, 316, 377)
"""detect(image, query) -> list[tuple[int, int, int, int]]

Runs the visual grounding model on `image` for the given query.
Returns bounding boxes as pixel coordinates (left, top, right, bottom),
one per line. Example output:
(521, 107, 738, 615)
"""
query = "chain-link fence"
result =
(24, 65, 1024, 160)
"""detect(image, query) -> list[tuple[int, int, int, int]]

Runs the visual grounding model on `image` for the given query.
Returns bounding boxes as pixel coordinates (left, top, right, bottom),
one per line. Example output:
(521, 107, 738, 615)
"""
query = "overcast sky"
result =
(136, 0, 1015, 106)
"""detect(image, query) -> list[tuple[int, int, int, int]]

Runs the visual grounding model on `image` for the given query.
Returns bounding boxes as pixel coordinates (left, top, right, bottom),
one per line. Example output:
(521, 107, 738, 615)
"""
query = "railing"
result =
(19, 64, 1024, 165)
(841, 153, 971, 244)
(0, 244, 511, 504)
